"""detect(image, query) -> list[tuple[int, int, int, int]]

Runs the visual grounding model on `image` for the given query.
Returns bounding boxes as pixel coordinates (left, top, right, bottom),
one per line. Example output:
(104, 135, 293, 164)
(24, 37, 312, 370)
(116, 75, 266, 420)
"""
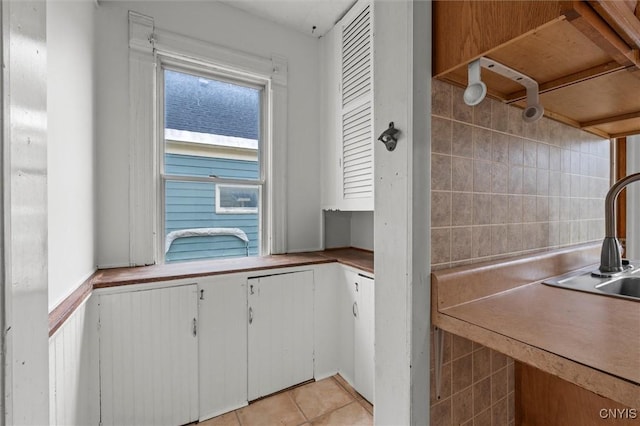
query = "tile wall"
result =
(430, 79, 610, 270)
(429, 80, 611, 426)
(430, 332, 514, 426)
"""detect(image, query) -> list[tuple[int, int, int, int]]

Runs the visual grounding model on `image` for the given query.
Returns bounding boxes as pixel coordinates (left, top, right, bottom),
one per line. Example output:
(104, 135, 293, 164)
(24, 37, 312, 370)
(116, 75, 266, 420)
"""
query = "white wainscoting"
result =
(49, 295, 100, 426)
(98, 284, 199, 426)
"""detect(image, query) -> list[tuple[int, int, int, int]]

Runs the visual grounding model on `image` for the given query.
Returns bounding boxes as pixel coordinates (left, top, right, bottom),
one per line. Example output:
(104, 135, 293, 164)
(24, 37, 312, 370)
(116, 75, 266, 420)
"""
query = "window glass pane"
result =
(164, 180, 260, 263)
(216, 184, 259, 213)
(164, 69, 260, 180)
(163, 68, 262, 263)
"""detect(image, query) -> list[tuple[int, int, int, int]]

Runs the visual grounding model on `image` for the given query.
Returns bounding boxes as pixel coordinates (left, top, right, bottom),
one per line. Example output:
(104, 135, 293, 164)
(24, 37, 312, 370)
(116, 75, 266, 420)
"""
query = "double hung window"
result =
(160, 64, 267, 263)
(128, 14, 287, 266)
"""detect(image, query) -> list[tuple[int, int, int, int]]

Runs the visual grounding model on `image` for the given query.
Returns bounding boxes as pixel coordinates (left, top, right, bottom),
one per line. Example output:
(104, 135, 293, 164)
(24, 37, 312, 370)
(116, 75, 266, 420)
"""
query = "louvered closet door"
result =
(99, 285, 199, 426)
(341, 0, 373, 210)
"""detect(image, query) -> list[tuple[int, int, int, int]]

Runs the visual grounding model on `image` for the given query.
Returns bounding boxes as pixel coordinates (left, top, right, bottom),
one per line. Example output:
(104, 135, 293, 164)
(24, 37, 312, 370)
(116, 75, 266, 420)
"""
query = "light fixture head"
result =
(463, 59, 486, 106)
(463, 81, 487, 106)
(522, 103, 544, 123)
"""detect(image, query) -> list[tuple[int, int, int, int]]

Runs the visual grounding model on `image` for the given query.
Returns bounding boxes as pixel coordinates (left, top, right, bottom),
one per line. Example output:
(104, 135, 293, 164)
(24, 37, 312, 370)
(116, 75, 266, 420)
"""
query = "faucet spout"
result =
(598, 172, 640, 275)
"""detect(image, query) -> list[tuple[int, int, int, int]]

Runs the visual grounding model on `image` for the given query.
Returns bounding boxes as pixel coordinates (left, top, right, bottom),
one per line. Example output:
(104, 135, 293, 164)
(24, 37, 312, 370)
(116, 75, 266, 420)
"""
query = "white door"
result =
(354, 274, 375, 403)
(247, 270, 314, 400)
(198, 275, 247, 420)
(99, 284, 199, 426)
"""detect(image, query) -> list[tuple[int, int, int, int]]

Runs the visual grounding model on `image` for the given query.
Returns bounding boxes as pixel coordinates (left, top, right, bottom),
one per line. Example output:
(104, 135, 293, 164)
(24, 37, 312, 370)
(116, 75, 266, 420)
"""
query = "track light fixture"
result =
(463, 57, 544, 123)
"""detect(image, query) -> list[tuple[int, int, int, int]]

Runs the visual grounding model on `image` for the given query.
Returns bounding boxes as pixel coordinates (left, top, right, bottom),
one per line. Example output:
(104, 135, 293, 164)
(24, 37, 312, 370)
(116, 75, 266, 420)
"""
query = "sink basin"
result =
(596, 277, 640, 298)
(543, 262, 640, 301)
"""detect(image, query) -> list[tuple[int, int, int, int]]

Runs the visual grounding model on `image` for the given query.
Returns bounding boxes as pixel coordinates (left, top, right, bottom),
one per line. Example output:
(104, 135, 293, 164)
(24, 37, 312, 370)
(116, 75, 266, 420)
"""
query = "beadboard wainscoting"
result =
(49, 296, 100, 425)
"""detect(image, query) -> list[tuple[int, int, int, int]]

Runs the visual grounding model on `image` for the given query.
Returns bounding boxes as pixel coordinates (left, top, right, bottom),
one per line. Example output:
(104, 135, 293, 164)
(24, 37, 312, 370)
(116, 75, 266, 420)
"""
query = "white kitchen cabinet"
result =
(94, 264, 373, 423)
(247, 270, 314, 400)
(321, 0, 374, 211)
(341, 268, 375, 403)
(198, 275, 247, 421)
(98, 284, 199, 426)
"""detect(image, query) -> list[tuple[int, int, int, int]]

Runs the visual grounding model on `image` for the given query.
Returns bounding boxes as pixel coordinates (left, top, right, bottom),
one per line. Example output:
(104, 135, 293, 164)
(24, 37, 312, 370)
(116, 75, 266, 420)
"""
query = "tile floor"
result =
(198, 375, 373, 426)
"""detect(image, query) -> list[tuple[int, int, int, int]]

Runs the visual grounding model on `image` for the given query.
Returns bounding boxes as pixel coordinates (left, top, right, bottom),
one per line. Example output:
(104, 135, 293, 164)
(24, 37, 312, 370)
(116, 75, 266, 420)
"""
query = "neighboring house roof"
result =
(164, 69, 260, 140)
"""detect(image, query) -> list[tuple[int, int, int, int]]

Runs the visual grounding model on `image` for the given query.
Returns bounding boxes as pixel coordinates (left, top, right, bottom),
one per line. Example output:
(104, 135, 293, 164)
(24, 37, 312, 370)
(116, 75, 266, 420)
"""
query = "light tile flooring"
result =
(199, 375, 373, 426)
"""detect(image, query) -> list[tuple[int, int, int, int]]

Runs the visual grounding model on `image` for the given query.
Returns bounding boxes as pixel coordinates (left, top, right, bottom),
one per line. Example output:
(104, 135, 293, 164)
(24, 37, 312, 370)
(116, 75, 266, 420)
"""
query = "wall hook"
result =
(378, 122, 399, 151)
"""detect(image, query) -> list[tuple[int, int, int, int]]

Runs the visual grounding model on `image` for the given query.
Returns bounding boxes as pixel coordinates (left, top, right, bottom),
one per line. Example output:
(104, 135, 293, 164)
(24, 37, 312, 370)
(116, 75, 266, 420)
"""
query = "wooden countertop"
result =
(92, 248, 373, 288)
(92, 252, 331, 288)
(50, 248, 373, 336)
(318, 247, 374, 274)
(431, 243, 640, 409)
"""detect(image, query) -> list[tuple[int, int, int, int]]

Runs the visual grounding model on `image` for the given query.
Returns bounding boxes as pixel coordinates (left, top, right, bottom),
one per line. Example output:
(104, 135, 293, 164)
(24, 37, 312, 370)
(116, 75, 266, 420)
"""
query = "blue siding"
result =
(165, 153, 259, 179)
(165, 154, 259, 263)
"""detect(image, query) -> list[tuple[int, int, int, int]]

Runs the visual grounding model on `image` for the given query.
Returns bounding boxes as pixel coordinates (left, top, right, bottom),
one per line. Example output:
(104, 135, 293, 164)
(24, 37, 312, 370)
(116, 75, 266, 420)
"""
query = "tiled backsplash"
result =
(429, 80, 610, 426)
(431, 79, 610, 270)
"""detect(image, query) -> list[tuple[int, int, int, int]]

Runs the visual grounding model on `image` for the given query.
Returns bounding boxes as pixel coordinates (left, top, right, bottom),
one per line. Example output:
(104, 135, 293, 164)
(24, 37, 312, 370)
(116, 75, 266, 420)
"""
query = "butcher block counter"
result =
(431, 243, 640, 410)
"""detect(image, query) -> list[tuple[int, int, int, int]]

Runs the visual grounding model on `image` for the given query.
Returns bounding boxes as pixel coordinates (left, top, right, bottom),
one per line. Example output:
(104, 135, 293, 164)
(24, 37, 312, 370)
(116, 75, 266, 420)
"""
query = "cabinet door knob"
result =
(249, 307, 253, 324)
(353, 301, 358, 318)
(192, 318, 197, 337)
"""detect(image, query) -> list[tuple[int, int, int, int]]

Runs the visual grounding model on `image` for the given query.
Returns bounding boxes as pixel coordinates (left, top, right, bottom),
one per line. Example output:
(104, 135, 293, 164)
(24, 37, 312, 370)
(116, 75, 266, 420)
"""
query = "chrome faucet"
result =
(596, 172, 640, 276)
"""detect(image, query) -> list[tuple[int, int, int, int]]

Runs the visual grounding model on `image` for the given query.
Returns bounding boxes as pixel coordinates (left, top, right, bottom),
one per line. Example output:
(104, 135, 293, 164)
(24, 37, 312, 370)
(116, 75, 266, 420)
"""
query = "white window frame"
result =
(128, 12, 288, 265)
(158, 60, 267, 263)
(215, 184, 261, 214)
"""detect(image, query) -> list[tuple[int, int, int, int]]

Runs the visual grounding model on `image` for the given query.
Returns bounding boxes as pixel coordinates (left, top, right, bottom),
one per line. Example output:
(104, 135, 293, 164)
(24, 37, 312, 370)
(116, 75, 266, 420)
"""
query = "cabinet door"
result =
(354, 274, 375, 403)
(198, 276, 247, 420)
(247, 270, 314, 400)
(99, 285, 199, 426)
(338, 0, 374, 211)
(339, 270, 358, 385)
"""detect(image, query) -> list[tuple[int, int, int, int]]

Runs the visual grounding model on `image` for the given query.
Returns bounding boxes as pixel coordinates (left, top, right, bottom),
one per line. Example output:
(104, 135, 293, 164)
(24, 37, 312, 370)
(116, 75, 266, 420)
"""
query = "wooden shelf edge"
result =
(588, 0, 640, 50)
(543, 109, 612, 139)
(611, 129, 640, 139)
(49, 278, 93, 337)
(581, 110, 640, 128)
(568, 0, 640, 68)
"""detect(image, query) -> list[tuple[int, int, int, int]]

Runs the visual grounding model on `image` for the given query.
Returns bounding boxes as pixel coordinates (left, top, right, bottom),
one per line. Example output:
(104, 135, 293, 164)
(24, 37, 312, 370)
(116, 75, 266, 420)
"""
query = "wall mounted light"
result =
(464, 57, 544, 123)
(378, 122, 400, 151)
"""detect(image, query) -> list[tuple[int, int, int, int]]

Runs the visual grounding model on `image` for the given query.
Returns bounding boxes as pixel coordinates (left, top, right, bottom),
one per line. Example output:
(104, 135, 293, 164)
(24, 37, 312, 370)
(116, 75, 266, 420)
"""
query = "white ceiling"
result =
(220, 0, 357, 37)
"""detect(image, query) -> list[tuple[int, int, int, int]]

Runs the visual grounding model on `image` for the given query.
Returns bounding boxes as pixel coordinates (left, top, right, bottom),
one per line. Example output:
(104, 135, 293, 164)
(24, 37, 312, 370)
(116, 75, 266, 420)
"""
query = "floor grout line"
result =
(287, 389, 310, 423)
